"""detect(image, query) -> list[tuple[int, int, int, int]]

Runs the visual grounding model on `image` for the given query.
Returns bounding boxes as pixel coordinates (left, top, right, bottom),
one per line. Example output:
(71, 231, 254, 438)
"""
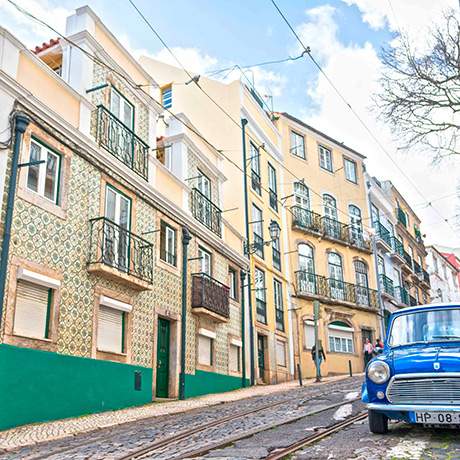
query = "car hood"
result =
(391, 344, 460, 374)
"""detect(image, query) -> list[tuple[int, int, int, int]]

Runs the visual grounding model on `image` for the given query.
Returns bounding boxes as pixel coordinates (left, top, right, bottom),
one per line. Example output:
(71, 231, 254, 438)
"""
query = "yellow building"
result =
(276, 113, 381, 378)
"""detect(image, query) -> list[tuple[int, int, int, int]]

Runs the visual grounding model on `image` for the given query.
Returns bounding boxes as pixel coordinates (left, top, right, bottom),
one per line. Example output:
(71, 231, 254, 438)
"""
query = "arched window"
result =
(328, 321, 354, 353)
(323, 194, 339, 238)
(354, 260, 370, 306)
(348, 205, 362, 243)
(323, 194, 337, 220)
(298, 244, 316, 295)
(328, 252, 344, 300)
(294, 182, 310, 209)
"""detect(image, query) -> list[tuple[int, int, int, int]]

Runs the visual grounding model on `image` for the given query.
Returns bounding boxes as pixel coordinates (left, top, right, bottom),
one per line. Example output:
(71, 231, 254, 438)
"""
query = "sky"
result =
(1, 0, 460, 247)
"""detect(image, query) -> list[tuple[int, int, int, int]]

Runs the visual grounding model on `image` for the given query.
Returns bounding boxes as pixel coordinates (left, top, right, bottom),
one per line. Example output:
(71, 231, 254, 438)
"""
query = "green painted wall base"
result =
(0, 344, 152, 431)
(184, 369, 250, 398)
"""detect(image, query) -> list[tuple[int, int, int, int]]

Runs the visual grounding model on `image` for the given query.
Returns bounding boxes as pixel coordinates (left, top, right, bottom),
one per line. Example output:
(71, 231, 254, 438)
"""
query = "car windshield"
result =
(389, 308, 460, 347)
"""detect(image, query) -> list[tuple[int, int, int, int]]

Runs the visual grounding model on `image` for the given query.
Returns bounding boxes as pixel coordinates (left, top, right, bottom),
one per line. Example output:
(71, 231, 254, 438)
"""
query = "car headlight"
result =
(367, 361, 390, 384)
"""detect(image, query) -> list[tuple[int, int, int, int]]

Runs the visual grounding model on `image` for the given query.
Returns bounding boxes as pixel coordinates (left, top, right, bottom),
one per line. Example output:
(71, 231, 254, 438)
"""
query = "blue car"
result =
(362, 303, 460, 433)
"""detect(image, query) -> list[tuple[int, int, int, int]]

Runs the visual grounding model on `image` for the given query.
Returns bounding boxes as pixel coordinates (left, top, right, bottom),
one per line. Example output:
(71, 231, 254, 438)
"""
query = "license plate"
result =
(413, 411, 460, 424)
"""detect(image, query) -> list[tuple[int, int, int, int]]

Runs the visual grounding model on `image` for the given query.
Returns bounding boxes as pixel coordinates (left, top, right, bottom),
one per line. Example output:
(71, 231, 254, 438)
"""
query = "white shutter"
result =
(229, 344, 240, 372)
(14, 280, 49, 339)
(303, 322, 315, 349)
(276, 340, 286, 367)
(198, 335, 212, 366)
(97, 305, 123, 354)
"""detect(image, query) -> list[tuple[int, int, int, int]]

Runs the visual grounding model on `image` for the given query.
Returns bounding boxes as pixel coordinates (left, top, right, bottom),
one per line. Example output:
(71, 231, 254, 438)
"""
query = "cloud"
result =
(296, 3, 460, 246)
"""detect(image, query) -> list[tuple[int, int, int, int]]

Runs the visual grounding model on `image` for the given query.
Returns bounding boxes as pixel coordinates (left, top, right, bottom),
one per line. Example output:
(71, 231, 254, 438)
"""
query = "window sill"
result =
(12, 332, 52, 342)
(96, 348, 129, 364)
(157, 257, 180, 276)
(196, 363, 215, 373)
(4, 332, 57, 352)
(17, 186, 67, 220)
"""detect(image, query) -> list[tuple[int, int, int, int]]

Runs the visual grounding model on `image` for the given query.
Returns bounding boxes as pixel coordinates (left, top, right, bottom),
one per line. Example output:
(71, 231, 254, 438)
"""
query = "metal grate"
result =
(388, 376, 460, 405)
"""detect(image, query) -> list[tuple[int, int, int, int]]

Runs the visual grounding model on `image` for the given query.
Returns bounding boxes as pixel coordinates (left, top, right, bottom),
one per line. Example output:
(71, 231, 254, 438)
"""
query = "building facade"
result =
(426, 246, 460, 302)
(0, 7, 248, 430)
(276, 113, 381, 379)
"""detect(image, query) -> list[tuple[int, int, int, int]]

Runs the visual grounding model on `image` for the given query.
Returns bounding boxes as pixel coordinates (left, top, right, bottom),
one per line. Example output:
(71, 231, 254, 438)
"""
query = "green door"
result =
(257, 334, 265, 380)
(156, 318, 170, 398)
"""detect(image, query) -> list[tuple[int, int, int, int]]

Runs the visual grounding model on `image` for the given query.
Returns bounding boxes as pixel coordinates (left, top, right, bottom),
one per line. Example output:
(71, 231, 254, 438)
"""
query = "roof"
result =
(392, 302, 460, 315)
(33, 38, 60, 54)
(427, 245, 460, 272)
(279, 112, 366, 159)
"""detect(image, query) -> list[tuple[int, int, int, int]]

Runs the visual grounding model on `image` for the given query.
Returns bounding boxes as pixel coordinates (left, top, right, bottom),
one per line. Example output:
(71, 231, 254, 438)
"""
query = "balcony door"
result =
(298, 244, 316, 294)
(328, 252, 344, 300)
(196, 171, 212, 227)
(104, 185, 131, 272)
(323, 194, 339, 238)
(110, 88, 134, 129)
(348, 205, 362, 243)
(354, 260, 370, 305)
(110, 88, 134, 162)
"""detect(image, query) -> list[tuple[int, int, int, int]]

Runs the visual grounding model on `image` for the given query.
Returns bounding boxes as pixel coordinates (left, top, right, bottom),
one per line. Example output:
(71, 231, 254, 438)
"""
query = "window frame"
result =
(290, 130, 306, 159)
(252, 204, 264, 259)
(268, 162, 278, 211)
(197, 333, 214, 368)
(110, 87, 135, 129)
(318, 144, 333, 172)
(161, 85, 173, 109)
(328, 321, 354, 354)
(160, 220, 177, 267)
(198, 246, 212, 276)
(250, 142, 261, 195)
(228, 267, 238, 301)
(255, 267, 267, 324)
(344, 157, 358, 183)
(273, 278, 284, 331)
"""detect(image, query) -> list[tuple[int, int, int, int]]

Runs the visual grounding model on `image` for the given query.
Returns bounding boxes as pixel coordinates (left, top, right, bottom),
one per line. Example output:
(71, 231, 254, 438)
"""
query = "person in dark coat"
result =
(311, 341, 326, 376)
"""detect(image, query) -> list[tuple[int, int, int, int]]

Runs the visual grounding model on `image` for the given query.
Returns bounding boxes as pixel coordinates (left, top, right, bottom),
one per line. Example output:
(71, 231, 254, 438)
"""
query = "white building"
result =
(426, 246, 460, 303)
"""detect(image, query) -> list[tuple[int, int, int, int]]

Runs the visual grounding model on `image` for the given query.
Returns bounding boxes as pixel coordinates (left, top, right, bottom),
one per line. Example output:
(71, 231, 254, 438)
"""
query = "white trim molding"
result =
(99, 295, 132, 313)
(17, 267, 61, 290)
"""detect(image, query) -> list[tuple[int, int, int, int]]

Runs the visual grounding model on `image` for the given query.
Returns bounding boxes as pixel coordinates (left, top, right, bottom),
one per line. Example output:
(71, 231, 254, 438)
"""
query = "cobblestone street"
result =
(0, 375, 459, 459)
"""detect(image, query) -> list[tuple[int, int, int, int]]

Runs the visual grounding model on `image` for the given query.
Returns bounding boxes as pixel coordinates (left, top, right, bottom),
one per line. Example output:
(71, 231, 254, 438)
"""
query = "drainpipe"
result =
(0, 114, 30, 328)
(179, 226, 192, 400)
(240, 270, 247, 387)
(241, 118, 255, 386)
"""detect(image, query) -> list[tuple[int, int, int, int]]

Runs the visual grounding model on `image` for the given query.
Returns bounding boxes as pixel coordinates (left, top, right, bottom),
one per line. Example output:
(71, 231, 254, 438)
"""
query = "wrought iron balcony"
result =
(291, 206, 322, 234)
(395, 286, 409, 305)
(402, 250, 413, 268)
(251, 170, 261, 195)
(295, 271, 378, 308)
(397, 207, 408, 227)
(376, 222, 392, 248)
(256, 299, 267, 324)
(379, 274, 394, 297)
(190, 188, 222, 237)
(192, 273, 230, 320)
(269, 189, 278, 211)
(95, 105, 149, 180)
(322, 216, 348, 242)
(88, 217, 154, 287)
(349, 228, 371, 251)
(275, 308, 284, 331)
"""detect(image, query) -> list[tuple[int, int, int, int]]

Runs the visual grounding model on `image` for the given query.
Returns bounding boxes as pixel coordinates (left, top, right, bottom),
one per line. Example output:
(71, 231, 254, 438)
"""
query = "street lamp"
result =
(245, 219, 281, 255)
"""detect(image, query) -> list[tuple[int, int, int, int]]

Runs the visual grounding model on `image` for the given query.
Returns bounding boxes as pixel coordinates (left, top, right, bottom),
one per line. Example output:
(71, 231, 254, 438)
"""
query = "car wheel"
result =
(368, 409, 388, 434)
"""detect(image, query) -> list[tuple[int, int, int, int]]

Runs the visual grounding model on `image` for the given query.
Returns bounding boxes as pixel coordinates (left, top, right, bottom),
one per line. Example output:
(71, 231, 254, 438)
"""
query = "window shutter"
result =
(14, 280, 49, 339)
(229, 344, 240, 372)
(198, 335, 212, 366)
(276, 340, 286, 367)
(97, 305, 123, 354)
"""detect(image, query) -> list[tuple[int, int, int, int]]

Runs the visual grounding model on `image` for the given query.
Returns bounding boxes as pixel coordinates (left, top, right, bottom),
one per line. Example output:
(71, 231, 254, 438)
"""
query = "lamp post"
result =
(244, 219, 281, 255)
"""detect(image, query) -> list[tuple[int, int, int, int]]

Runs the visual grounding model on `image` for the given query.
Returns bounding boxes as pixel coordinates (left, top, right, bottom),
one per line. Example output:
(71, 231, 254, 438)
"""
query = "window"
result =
(328, 252, 344, 300)
(198, 334, 213, 366)
(229, 343, 241, 372)
(348, 205, 362, 242)
(328, 321, 354, 353)
(272, 237, 281, 271)
(294, 182, 310, 209)
(290, 131, 305, 159)
(26, 139, 61, 204)
(377, 255, 385, 275)
(276, 340, 287, 367)
(298, 244, 316, 294)
(160, 221, 177, 266)
(97, 305, 125, 354)
(319, 145, 333, 172)
(370, 203, 380, 228)
(198, 247, 212, 275)
(323, 194, 338, 220)
(255, 268, 266, 324)
(304, 320, 315, 349)
(13, 280, 52, 339)
(354, 260, 370, 305)
(250, 142, 261, 195)
(110, 88, 134, 128)
(344, 158, 357, 183)
(228, 268, 238, 300)
(274, 279, 284, 331)
(161, 85, 172, 109)
(252, 204, 264, 258)
(323, 194, 339, 239)
(268, 163, 278, 211)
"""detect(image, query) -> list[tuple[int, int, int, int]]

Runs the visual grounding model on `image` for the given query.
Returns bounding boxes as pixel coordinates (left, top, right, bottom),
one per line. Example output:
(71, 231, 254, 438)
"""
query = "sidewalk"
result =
(0, 374, 356, 451)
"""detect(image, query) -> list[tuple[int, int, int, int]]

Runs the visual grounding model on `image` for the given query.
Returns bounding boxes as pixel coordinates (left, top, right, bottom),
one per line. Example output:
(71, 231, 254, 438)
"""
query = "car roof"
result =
(392, 302, 460, 316)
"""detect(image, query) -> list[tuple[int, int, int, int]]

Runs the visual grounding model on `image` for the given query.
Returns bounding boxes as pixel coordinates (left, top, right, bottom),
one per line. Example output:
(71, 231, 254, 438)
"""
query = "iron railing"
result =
(390, 237, 404, 258)
(291, 206, 322, 233)
(192, 273, 230, 319)
(295, 271, 378, 308)
(190, 188, 222, 237)
(395, 286, 409, 305)
(272, 246, 281, 271)
(256, 299, 267, 324)
(95, 105, 149, 180)
(322, 216, 348, 242)
(379, 274, 394, 297)
(275, 308, 284, 331)
(251, 170, 261, 195)
(269, 190, 278, 211)
(349, 228, 371, 251)
(403, 250, 412, 268)
(376, 221, 392, 247)
(397, 207, 407, 227)
(413, 260, 422, 275)
(88, 217, 153, 283)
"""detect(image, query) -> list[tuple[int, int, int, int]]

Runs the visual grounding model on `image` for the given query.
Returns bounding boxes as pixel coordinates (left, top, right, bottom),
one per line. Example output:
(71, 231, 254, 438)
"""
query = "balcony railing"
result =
(422, 269, 430, 285)
(192, 273, 230, 319)
(295, 271, 378, 308)
(402, 250, 412, 268)
(348, 228, 371, 251)
(275, 308, 284, 331)
(322, 216, 348, 242)
(379, 274, 394, 297)
(251, 170, 261, 195)
(397, 207, 407, 227)
(256, 299, 267, 324)
(376, 222, 392, 247)
(269, 190, 278, 211)
(395, 286, 409, 305)
(390, 237, 404, 258)
(95, 105, 149, 180)
(190, 188, 222, 237)
(88, 217, 154, 284)
(413, 260, 422, 274)
(272, 247, 281, 271)
(291, 206, 322, 233)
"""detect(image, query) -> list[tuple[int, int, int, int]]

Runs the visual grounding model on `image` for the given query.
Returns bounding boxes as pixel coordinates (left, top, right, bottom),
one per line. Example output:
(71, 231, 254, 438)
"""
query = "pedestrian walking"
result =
(363, 338, 374, 367)
(311, 341, 326, 377)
